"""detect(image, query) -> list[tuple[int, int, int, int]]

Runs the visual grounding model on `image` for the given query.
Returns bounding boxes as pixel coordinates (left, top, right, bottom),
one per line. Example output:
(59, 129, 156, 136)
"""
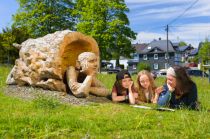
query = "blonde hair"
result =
(136, 70, 156, 103)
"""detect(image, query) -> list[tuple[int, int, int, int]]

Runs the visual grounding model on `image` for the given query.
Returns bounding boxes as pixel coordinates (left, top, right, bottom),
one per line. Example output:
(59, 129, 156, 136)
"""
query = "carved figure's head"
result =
(77, 52, 98, 74)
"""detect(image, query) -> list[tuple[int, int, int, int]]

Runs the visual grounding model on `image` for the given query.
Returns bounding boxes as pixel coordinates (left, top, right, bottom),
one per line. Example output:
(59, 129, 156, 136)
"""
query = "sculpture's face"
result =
(81, 54, 98, 74)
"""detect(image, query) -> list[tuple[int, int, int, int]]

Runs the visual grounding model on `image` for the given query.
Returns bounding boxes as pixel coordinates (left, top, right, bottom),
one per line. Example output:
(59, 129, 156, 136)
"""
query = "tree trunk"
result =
(116, 58, 120, 67)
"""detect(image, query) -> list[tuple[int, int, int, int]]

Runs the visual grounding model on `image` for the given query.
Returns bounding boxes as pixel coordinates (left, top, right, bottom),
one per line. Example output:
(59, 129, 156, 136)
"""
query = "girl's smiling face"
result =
(139, 74, 150, 89)
(166, 75, 177, 88)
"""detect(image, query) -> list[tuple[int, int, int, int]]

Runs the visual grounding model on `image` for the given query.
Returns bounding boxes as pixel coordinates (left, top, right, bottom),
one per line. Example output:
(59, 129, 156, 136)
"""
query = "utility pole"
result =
(166, 24, 169, 68)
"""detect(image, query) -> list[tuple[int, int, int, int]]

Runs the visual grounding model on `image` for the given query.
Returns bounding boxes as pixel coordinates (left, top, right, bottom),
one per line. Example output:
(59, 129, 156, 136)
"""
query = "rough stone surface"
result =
(6, 30, 99, 92)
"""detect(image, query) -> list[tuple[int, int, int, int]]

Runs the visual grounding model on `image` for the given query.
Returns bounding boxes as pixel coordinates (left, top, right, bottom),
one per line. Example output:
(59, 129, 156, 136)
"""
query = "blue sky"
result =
(0, 0, 18, 30)
(125, 0, 210, 47)
(0, 0, 210, 47)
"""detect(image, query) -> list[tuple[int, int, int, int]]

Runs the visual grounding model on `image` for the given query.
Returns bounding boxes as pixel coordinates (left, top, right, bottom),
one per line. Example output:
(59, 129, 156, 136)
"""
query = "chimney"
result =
(159, 37, 161, 40)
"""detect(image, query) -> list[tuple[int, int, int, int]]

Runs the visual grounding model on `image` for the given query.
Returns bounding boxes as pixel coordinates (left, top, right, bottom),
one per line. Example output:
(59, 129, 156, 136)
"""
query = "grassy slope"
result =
(0, 66, 210, 138)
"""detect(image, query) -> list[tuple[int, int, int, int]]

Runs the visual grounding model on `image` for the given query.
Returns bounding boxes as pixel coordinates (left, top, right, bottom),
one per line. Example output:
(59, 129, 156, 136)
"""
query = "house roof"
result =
(172, 42, 179, 47)
(178, 45, 189, 51)
(133, 43, 148, 53)
(138, 40, 175, 54)
(189, 48, 198, 56)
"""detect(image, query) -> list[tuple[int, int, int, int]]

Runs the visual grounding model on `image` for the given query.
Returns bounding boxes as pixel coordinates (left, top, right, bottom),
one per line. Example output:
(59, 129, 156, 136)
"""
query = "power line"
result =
(168, 0, 199, 25)
(170, 25, 210, 28)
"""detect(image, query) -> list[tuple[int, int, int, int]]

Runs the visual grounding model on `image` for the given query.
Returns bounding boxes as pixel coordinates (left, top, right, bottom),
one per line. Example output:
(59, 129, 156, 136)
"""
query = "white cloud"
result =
(126, 0, 210, 21)
(134, 23, 210, 47)
(136, 7, 182, 16)
(186, 4, 210, 17)
(126, 0, 210, 47)
(134, 32, 166, 43)
(125, 0, 189, 4)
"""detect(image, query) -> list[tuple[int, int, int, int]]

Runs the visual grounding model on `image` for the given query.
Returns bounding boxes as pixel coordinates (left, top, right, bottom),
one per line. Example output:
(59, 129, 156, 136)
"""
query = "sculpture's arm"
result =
(91, 77, 105, 87)
(89, 77, 110, 97)
(66, 66, 93, 97)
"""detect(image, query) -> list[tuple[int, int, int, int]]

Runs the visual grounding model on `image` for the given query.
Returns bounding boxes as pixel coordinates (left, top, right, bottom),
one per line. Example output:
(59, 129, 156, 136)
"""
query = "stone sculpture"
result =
(66, 52, 110, 97)
(6, 30, 108, 95)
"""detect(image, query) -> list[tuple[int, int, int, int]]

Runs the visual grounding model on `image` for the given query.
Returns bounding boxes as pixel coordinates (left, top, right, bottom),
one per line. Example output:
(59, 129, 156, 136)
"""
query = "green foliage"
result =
(0, 65, 12, 87)
(13, 0, 75, 37)
(8, 0, 136, 66)
(189, 55, 199, 63)
(198, 39, 210, 66)
(0, 26, 30, 64)
(137, 62, 151, 72)
(179, 41, 188, 46)
(74, 0, 136, 61)
(32, 95, 61, 109)
(0, 66, 210, 138)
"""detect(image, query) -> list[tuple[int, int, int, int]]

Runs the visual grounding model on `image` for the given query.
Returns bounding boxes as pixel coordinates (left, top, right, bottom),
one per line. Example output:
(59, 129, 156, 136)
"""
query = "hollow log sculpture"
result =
(6, 30, 100, 92)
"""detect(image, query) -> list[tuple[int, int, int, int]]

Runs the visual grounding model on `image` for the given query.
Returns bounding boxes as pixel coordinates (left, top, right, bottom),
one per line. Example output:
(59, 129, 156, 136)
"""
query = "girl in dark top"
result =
(158, 66, 198, 110)
(111, 70, 138, 104)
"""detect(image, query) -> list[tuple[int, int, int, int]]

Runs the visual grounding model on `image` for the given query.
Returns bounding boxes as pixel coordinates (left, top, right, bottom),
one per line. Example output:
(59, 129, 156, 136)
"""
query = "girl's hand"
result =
(155, 86, 163, 94)
(129, 81, 133, 89)
(167, 81, 175, 92)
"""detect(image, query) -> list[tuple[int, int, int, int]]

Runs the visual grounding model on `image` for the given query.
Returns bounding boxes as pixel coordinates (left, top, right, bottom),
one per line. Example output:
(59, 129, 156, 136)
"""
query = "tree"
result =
(198, 39, 210, 67)
(74, 0, 136, 65)
(179, 41, 187, 47)
(0, 26, 30, 64)
(13, 0, 75, 37)
(137, 62, 151, 72)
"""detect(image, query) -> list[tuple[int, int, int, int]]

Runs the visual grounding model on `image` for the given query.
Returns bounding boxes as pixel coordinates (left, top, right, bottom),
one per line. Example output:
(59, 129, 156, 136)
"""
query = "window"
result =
(154, 54, 158, 60)
(133, 64, 137, 69)
(154, 63, 158, 70)
(165, 53, 169, 59)
(143, 54, 147, 60)
(155, 48, 158, 52)
(133, 53, 139, 60)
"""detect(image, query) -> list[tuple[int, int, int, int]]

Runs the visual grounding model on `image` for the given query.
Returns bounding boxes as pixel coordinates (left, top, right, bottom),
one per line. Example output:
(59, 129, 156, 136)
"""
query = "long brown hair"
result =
(136, 70, 156, 102)
(173, 65, 195, 97)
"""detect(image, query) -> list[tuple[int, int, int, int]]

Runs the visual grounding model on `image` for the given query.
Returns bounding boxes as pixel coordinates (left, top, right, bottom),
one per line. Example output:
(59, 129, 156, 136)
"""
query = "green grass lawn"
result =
(0, 66, 210, 138)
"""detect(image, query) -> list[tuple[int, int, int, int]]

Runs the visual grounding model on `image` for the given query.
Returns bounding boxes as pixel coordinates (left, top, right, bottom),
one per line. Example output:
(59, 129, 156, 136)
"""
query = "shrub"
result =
(137, 62, 151, 72)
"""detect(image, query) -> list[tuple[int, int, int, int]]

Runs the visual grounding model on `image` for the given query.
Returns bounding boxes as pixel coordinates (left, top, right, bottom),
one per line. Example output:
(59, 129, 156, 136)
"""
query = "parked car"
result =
(128, 68, 137, 75)
(127, 59, 138, 75)
(187, 69, 209, 77)
(101, 61, 113, 71)
(156, 69, 167, 77)
(107, 67, 121, 74)
(151, 71, 157, 80)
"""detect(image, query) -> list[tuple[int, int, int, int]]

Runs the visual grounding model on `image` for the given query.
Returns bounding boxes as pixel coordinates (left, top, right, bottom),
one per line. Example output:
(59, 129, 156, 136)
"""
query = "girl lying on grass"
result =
(136, 70, 163, 104)
(111, 70, 138, 104)
(157, 66, 199, 110)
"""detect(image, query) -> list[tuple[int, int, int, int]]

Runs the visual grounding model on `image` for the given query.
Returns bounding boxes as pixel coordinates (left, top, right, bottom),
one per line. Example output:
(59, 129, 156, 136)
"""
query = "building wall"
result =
(139, 52, 175, 70)
(109, 59, 128, 69)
